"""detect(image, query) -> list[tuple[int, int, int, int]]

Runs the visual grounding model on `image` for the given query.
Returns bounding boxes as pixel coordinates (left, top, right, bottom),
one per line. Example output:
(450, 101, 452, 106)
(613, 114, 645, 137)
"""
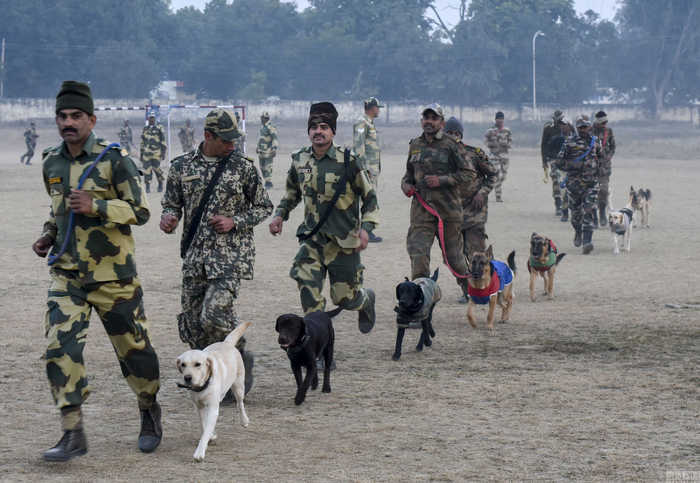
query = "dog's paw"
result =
(322, 385, 331, 393)
(415, 344, 423, 352)
(294, 394, 306, 406)
(240, 415, 249, 428)
(423, 338, 432, 347)
(209, 433, 217, 444)
(391, 353, 401, 361)
(193, 448, 206, 462)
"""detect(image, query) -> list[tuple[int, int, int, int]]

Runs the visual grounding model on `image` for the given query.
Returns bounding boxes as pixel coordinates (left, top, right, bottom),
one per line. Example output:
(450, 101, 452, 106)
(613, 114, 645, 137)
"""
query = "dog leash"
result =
(411, 191, 470, 279)
(48, 142, 120, 266)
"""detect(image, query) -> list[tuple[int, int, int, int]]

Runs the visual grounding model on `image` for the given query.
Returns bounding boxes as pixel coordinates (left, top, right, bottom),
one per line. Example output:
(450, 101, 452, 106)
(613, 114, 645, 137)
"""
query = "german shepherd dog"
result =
(393, 268, 441, 361)
(527, 233, 566, 302)
(629, 186, 651, 228)
(467, 246, 516, 333)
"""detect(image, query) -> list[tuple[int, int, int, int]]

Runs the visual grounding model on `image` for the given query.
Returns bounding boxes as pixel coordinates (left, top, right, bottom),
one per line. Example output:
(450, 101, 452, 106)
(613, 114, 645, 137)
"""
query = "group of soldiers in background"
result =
(20, 121, 39, 165)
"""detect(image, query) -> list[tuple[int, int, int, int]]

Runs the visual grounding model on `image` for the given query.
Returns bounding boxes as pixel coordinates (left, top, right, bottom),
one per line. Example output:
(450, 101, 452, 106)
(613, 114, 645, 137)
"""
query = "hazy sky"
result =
(170, 0, 619, 26)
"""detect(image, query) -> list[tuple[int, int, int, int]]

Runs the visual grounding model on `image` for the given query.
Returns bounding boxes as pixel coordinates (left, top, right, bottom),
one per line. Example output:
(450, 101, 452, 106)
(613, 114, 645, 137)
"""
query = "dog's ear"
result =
(486, 245, 494, 260)
(531, 232, 537, 240)
(176, 357, 182, 373)
(396, 284, 401, 300)
(206, 355, 214, 375)
(275, 316, 281, 333)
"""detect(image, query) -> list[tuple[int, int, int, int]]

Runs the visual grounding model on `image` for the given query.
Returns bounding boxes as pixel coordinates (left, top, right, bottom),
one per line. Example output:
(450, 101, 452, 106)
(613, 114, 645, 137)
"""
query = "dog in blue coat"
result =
(466, 245, 516, 333)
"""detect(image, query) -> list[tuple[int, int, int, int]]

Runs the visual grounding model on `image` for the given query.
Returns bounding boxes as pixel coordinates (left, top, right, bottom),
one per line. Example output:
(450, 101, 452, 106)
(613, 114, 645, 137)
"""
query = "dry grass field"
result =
(0, 119, 698, 481)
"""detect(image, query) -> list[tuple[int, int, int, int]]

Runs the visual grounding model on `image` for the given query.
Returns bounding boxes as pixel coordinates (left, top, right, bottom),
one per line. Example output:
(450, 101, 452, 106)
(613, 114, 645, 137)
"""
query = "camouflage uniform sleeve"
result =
(540, 126, 549, 167)
(140, 128, 146, 155)
(401, 141, 416, 189)
(505, 128, 512, 150)
(231, 160, 273, 229)
(41, 153, 57, 241)
(554, 138, 568, 170)
(441, 142, 469, 188)
(161, 158, 184, 220)
(159, 126, 167, 157)
(608, 128, 616, 157)
(353, 120, 366, 163)
(92, 153, 150, 226)
(274, 153, 302, 220)
(271, 125, 279, 151)
(352, 157, 379, 232)
(474, 148, 498, 196)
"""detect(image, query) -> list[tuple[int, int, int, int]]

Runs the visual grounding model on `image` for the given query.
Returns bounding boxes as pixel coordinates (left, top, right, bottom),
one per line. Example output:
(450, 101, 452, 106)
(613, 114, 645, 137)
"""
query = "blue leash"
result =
(560, 136, 597, 189)
(48, 143, 120, 266)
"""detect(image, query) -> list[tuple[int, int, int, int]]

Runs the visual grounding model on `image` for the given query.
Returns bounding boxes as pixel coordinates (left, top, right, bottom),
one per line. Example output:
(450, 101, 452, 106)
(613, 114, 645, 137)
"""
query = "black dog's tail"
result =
(507, 250, 516, 275)
(325, 306, 343, 318)
(555, 253, 566, 265)
(431, 267, 439, 281)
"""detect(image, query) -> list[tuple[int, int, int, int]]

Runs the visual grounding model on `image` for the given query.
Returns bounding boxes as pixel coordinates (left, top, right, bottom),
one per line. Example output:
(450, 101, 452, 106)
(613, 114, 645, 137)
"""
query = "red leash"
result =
(411, 191, 471, 279)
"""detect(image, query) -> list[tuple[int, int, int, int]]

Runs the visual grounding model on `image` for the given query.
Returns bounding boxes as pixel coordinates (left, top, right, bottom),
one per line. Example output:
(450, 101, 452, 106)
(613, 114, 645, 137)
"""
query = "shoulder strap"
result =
(298, 149, 351, 241)
(571, 136, 597, 165)
(180, 159, 228, 258)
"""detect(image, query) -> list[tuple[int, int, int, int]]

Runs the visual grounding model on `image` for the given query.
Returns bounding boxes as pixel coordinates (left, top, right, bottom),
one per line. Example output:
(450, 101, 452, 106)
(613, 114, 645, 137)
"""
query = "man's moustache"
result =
(62, 128, 77, 134)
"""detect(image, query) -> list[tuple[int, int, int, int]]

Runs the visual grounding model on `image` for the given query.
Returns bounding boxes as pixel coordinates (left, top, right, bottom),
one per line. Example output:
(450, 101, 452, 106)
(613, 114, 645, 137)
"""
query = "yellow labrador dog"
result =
(176, 321, 251, 462)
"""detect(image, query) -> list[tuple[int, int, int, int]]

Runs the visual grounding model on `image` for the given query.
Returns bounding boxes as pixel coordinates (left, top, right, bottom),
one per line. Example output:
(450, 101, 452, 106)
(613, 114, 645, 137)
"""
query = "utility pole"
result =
(532, 31, 545, 121)
(1, 38, 6, 99)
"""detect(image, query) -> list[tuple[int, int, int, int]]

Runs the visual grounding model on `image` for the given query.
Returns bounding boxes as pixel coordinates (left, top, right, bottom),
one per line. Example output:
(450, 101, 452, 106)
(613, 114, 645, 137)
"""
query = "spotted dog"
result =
(393, 268, 441, 361)
(629, 186, 651, 228)
(527, 233, 566, 302)
(467, 246, 516, 333)
(608, 203, 634, 255)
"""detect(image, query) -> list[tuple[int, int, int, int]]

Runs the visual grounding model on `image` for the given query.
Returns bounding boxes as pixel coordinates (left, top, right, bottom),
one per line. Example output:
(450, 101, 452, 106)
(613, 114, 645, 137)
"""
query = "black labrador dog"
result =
(393, 268, 441, 361)
(275, 307, 342, 405)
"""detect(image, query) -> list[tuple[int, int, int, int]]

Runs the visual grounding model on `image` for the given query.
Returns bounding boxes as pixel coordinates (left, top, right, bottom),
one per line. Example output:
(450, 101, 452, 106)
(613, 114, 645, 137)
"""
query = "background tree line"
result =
(1, 0, 698, 116)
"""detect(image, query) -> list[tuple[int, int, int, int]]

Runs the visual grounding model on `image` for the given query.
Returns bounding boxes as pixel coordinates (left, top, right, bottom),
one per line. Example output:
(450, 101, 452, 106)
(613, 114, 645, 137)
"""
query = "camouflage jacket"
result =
(25, 127, 39, 147)
(40, 132, 150, 283)
(541, 120, 574, 167)
(118, 126, 133, 146)
(458, 143, 498, 203)
(140, 124, 166, 160)
(178, 126, 195, 151)
(162, 143, 273, 280)
(555, 133, 603, 183)
(353, 114, 381, 174)
(256, 120, 279, 158)
(484, 124, 511, 156)
(592, 125, 616, 176)
(401, 130, 473, 223)
(275, 144, 379, 249)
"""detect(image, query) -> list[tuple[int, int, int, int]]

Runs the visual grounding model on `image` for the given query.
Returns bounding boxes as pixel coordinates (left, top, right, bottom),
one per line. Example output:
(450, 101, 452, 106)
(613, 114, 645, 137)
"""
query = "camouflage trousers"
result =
(44, 272, 160, 413)
(290, 235, 368, 314)
(548, 161, 568, 210)
(178, 276, 241, 350)
(461, 196, 489, 262)
(258, 156, 274, 184)
(407, 218, 469, 296)
(21, 142, 36, 164)
(567, 178, 599, 232)
(492, 154, 509, 199)
(142, 156, 164, 184)
(598, 174, 610, 212)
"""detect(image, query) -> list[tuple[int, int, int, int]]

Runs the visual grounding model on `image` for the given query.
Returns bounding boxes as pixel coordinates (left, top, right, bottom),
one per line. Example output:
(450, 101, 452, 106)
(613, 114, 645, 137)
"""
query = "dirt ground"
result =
(0, 119, 698, 482)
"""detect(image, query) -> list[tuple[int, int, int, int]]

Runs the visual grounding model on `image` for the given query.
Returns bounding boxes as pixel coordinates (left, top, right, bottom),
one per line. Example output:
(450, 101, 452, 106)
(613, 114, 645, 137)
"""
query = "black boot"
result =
(599, 205, 607, 228)
(573, 228, 582, 247)
(555, 198, 562, 217)
(157, 180, 163, 192)
(43, 430, 88, 462)
(138, 401, 162, 453)
(582, 230, 594, 254)
(592, 209, 599, 229)
(145, 182, 150, 193)
(560, 208, 568, 222)
(358, 288, 376, 334)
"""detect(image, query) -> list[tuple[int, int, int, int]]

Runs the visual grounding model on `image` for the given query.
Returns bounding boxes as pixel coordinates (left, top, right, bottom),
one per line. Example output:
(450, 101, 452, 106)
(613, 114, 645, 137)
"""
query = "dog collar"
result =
(285, 333, 310, 354)
(176, 372, 212, 393)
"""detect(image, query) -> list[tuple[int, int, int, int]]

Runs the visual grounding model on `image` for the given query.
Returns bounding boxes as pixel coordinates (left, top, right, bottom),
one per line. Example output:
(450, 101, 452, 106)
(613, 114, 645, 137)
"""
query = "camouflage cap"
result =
(205, 108, 240, 141)
(261, 111, 270, 119)
(364, 97, 384, 109)
(594, 110, 608, 124)
(552, 110, 565, 121)
(422, 103, 444, 119)
(147, 112, 156, 118)
(575, 114, 591, 127)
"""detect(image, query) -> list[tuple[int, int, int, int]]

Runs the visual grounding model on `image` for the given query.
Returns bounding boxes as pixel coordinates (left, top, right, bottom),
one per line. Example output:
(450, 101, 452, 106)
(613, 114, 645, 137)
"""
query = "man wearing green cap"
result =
(256, 111, 279, 189)
(269, 102, 378, 334)
(20, 121, 39, 165)
(161, 108, 272, 398)
(353, 97, 384, 243)
(401, 104, 473, 299)
(32, 81, 162, 461)
(140, 112, 167, 192)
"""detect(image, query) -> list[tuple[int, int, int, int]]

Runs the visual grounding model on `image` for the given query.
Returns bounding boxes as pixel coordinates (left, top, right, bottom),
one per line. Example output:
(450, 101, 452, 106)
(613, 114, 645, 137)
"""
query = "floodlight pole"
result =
(0, 38, 6, 98)
(532, 30, 545, 121)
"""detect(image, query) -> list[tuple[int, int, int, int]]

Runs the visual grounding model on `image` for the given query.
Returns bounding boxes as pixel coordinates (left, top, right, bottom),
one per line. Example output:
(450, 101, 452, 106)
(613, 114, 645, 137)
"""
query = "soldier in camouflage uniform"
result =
(484, 111, 512, 202)
(233, 111, 246, 154)
(161, 109, 272, 397)
(353, 97, 384, 243)
(20, 121, 39, 165)
(444, 117, 498, 302)
(118, 119, 133, 154)
(401, 104, 472, 298)
(140, 112, 166, 193)
(541, 110, 575, 220)
(555, 115, 603, 254)
(178, 118, 196, 153)
(592, 110, 615, 226)
(256, 111, 279, 189)
(32, 81, 161, 462)
(269, 102, 378, 334)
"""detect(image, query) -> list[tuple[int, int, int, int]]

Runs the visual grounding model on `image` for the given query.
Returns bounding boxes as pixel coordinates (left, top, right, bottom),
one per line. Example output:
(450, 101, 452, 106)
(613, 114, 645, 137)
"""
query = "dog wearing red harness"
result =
(466, 246, 516, 334)
(527, 233, 566, 302)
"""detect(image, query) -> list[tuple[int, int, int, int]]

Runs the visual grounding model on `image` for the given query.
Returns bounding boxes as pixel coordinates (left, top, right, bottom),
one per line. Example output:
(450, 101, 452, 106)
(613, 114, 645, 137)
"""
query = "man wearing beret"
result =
(269, 102, 378, 334)
(140, 112, 167, 193)
(484, 111, 512, 202)
(353, 97, 384, 242)
(32, 81, 161, 461)
(161, 109, 272, 398)
(401, 104, 472, 300)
